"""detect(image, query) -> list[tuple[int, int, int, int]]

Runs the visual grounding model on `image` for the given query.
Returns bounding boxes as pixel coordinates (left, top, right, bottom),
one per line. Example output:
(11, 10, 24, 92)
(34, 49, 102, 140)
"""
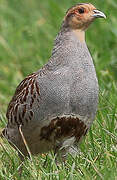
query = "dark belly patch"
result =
(40, 116, 88, 142)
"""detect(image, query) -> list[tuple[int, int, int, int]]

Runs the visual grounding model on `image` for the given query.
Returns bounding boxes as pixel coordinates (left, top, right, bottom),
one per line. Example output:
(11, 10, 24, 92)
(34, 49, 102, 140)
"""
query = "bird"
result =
(2, 3, 106, 161)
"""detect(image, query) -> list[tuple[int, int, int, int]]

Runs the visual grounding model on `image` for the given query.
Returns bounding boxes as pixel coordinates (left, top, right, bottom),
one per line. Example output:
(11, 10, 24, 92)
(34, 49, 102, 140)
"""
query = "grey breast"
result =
(33, 32, 99, 128)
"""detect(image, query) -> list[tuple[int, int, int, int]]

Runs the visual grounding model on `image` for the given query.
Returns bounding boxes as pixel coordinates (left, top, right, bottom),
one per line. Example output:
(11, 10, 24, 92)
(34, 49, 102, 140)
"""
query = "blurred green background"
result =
(0, 0, 117, 179)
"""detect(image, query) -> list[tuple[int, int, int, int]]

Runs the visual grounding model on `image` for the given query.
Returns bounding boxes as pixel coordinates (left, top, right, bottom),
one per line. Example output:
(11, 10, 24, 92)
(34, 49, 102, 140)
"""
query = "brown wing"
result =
(6, 72, 40, 126)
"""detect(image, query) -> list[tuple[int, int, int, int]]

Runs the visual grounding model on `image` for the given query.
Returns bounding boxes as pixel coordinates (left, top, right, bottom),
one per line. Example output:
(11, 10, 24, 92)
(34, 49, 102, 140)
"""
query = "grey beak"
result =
(93, 10, 106, 19)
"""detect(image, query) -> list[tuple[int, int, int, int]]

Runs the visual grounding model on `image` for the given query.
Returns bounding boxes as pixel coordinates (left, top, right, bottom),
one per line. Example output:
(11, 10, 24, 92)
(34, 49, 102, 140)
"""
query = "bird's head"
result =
(64, 3, 106, 31)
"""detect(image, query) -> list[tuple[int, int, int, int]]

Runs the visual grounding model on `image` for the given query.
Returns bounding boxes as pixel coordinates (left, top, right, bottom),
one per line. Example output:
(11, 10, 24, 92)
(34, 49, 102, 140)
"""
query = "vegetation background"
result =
(0, 0, 117, 179)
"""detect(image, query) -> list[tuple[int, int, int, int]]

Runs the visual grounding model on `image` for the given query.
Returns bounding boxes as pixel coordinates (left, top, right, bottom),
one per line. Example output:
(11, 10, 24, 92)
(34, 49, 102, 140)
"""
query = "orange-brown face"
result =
(65, 3, 106, 30)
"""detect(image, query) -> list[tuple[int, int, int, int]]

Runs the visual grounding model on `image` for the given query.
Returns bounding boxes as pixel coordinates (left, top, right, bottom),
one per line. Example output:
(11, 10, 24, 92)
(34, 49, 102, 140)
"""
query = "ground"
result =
(0, 0, 117, 179)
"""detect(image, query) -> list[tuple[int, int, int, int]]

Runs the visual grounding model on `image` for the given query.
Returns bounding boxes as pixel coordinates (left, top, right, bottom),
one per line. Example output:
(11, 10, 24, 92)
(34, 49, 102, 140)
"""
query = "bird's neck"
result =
(72, 29, 85, 43)
(55, 23, 85, 44)
(47, 24, 88, 69)
(52, 25, 86, 54)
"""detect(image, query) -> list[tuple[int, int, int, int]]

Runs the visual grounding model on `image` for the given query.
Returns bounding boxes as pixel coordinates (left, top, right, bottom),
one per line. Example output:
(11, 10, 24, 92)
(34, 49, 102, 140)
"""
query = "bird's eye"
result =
(78, 8, 85, 14)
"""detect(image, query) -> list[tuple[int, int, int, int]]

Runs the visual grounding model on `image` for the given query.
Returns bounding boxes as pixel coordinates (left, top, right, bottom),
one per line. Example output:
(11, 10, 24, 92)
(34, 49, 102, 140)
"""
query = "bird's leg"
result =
(54, 143, 79, 166)
(54, 144, 68, 166)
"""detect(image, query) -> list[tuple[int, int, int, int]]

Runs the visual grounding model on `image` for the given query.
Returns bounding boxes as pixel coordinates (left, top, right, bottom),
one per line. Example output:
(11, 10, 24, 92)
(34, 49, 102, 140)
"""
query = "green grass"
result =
(0, 0, 117, 179)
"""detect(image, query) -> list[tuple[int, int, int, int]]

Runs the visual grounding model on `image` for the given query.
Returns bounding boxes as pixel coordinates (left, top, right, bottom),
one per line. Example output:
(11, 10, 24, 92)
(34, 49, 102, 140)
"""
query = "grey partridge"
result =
(2, 3, 106, 160)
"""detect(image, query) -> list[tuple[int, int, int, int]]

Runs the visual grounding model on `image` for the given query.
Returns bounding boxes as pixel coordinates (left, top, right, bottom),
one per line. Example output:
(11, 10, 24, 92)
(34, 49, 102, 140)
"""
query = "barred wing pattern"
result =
(6, 72, 40, 127)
